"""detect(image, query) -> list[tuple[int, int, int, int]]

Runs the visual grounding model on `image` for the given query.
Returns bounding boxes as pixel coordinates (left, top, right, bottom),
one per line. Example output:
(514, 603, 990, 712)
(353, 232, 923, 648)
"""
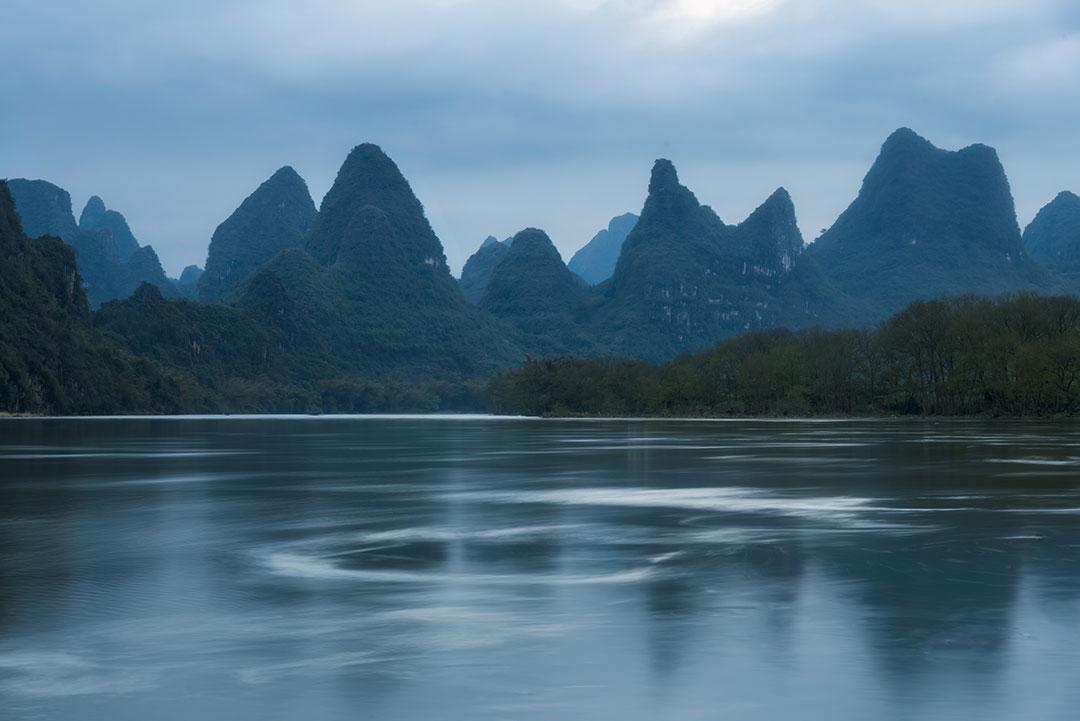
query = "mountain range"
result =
(6, 180, 177, 307)
(5, 127, 1080, 413)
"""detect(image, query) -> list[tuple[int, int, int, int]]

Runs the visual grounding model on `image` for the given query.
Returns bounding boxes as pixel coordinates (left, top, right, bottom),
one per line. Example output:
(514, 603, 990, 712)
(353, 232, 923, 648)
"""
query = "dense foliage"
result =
(809, 128, 1049, 318)
(478, 228, 598, 356)
(487, 295, 1080, 418)
(0, 183, 205, 414)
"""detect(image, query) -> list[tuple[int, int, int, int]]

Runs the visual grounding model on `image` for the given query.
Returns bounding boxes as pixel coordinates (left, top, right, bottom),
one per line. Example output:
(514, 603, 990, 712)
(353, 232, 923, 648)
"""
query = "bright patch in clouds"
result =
(661, 0, 780, 23)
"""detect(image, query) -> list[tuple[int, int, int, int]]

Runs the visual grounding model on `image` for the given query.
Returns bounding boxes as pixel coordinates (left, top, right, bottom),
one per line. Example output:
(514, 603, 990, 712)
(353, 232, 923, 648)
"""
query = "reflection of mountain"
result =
(2, 416, 1080, 718)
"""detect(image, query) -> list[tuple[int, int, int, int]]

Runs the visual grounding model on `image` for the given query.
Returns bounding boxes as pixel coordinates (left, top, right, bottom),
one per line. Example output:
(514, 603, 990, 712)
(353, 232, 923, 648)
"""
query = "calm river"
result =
(1, 416, 1078, 720)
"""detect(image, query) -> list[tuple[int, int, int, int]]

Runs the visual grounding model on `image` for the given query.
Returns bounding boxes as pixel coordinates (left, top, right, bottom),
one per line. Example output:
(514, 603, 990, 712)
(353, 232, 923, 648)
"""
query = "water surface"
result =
(1, 416, 1079, 720)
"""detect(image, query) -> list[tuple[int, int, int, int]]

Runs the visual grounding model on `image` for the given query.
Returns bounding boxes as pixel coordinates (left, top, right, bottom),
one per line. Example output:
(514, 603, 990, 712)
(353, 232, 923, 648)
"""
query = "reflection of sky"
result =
(3, 1, 1080, 275)
(1, 417, 1080, 719)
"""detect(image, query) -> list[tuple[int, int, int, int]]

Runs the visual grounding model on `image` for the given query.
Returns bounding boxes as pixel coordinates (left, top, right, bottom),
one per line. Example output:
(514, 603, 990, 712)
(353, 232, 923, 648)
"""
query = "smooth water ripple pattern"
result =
(1, 416, 1079, 720)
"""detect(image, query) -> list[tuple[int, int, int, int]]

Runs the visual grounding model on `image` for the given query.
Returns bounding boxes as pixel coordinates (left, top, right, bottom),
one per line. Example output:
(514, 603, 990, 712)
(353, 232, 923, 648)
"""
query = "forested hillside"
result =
(488, 295, 1080, 417)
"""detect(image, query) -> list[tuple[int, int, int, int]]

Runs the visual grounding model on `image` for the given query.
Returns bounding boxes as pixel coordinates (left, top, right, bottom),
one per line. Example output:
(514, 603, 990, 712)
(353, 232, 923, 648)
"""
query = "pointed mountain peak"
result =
(459, 235, 512, 303)
(307, 143, 447, 272)
(480, 227, 586, 342)
(198, 165, 316, 302)
(1052, 190, 1080, 207)
(734, 187, 804, 276)
(76, 195, 141, 260)
(608, 212, 638, 232)
(881, 127, 935, 154)
(649, 159, 680, 193)
(1023, 189, 1080, 272)
(80, 195, 107, 227)
(743, 187, 797, 228)
(334, 144, 409, 190)
(568, 212, 639, 286)
(268, 165, 302, 182)
(640, 158, 704, 224)
(508, 228, 560, 254)
(762, 187, 793, 208)
(178, 265, 203, 284)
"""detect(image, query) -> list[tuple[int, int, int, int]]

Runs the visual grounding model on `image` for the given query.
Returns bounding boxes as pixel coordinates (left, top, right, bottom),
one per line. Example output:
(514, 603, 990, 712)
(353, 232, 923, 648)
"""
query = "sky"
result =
(3, 0, 1080, 276)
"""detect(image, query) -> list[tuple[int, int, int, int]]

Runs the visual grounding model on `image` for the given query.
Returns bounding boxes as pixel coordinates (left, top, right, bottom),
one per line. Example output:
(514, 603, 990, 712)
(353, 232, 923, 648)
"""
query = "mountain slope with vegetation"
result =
(198, 167, 316, 301)
(489, 294, 1080, 418)
(1024, 191, 1080, 275)
(237, 143, 524, 381)
(595, 160, 842, 360)
(479, 228, 598, 356)
(459, 236, 511, 303)
(808, 128, 1048, 318)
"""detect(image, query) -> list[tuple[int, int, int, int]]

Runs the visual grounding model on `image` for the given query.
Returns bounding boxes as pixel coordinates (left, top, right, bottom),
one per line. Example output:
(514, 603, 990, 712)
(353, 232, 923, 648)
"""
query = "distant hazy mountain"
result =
(7, 179, 177, 306)
(79, 195, 141, 261)
(5, 179, 78, 241)
(568, 213, 638, 285)
(480, 228, 596, 355)
(237, 143, 522, 380)
(174, 265, 203, 298)
(0, 181, 193, 414)
(1024, 191, 1080, 274)
(198, 166, 316, 302)
(459, 236, 510, 303)
(808, 128, 1047, 317)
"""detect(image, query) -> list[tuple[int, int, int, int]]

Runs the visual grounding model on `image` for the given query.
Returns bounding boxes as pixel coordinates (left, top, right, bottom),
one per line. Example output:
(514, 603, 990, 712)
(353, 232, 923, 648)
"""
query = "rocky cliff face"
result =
(599, 160, 818, 359)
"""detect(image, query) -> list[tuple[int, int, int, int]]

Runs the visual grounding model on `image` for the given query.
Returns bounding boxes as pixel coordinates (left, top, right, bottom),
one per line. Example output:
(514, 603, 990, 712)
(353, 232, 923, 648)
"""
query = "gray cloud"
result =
(2, 0, 1078, 274)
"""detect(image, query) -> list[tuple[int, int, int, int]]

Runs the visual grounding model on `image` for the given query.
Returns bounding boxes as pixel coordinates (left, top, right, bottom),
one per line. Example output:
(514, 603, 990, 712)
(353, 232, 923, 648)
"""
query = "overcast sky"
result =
(3, 0, 1079, 275)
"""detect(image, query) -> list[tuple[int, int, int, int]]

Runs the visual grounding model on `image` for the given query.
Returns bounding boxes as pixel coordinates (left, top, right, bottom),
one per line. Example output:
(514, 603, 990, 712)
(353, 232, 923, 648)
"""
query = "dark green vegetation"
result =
(808, 128, 1049, 319)
(235, 143, 523, 381)
(5, 128, 1080, 415)
(567, 212, 638, 284)
(7, 180, 177, 307)
(489, 295, 1080, 417)
(0, 183, 203, 414)
(478, 229, 597, 355)
(197, 167, 316, 301)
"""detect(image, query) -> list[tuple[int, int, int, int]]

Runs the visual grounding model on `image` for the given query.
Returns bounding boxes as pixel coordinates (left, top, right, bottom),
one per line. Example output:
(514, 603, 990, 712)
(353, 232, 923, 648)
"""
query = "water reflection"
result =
(1, 417, 1079, 720)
